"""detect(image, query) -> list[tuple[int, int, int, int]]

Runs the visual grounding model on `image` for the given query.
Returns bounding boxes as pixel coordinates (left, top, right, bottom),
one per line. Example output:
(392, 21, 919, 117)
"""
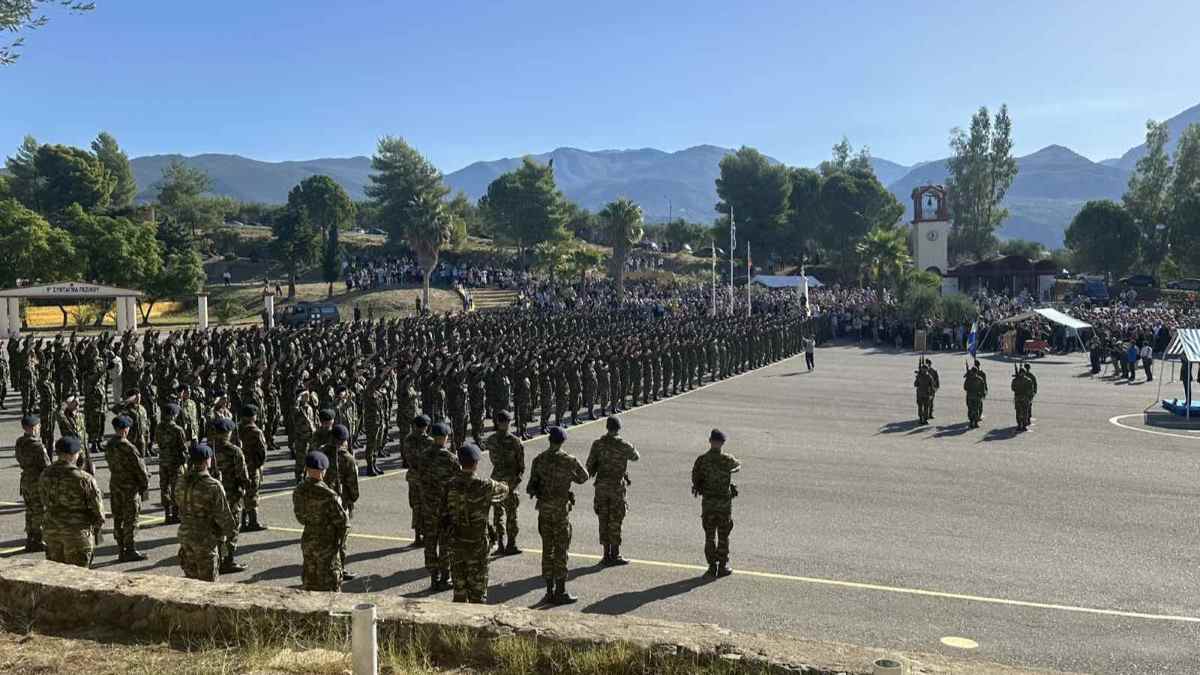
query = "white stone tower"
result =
(910, 185, 951, 276)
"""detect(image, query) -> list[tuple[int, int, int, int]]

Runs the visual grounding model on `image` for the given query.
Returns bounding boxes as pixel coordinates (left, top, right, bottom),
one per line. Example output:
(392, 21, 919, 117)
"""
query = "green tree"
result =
(818, 137, 873, 177)
(569, 246, 606, 283)
(32, 143, 114, 218)
(91, 131, 137, 208)
(946, 105, 1017, 262)
(154, 160, 229, 246)
(855, 226, 912, 292)
(3, 135, 42, 210)
(365, 136, 452, 309)
(0, 198, 78, 286)
(785, 167, 824, 263)
(715, 147, 791, 262)
(815, 170, 903, 272)
(901, 285, 941, 327)
(141, 250, 204, 322)
(271, 203, 320, 300)
(445, 191, 478, 246)
(998, 238, 1045, 259)
(663, 218, 705, 252)
(479, 158, 570, 262)
(1, 0, 94, 65)
(1123, 121, 1173, 275)
(1064, 200, 1140, 279)
(599, 197, 644, 301)
(939, 293, 978, 327)
(64, 204, 162, 288)
(285, 175, 354, 297)
(1169, 192, 1200, 277)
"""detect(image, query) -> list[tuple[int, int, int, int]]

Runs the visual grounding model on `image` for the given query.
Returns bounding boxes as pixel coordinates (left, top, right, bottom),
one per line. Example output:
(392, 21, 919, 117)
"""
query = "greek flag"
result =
(967, 322, 978, 356)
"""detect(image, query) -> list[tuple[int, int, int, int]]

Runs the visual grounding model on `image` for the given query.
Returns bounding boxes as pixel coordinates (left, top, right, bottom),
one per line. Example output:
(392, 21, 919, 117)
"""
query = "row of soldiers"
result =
(913, 358, 1038, 430)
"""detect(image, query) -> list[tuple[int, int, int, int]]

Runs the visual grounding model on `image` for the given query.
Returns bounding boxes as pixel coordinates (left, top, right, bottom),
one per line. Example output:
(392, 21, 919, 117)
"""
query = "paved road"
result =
(1, 345, 1197, 673)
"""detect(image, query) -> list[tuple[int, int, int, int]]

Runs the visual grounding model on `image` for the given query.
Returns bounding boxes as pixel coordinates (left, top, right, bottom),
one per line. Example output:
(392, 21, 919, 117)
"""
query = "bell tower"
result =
(910, 185, 951, 275)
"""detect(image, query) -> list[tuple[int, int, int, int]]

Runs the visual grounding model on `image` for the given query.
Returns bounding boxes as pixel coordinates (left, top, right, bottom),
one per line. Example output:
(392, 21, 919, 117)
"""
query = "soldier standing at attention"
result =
(327, 424, 359, 580)
(117, 389, 151, 457)
(105, 415, 151, 562)
(56, 395, 91, 474)
(38, 436, 104, 567)
(237, 405, 269, 532)
(292, 384, 319, 482)
(175, 443, 238, 581)
(37, 376, 56, 451)
(421, 422, 460, 591)
(157, 403, 188, 524)
(963, 360, 988, 429)
(178, 385, 201, 444)
(362, 369, 387, 476)
(925, 358, 941, 420)
(16, 415, 50, 552)
(691, 429, 740, 578)
(446, 443, 509, 603)
(483, 410, 524, 555)
(527, 426, 589, 605)
(210, 417, 250, 573)
(293, 451, 348, 592)
(586, 416, 639, 566)
(401, 414, 431, 545)
(913, 363, 935, 425)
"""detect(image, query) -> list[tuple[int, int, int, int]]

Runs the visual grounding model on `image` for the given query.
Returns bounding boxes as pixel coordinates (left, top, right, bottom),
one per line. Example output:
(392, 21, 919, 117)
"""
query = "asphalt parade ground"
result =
(1, 344, 1198, 673)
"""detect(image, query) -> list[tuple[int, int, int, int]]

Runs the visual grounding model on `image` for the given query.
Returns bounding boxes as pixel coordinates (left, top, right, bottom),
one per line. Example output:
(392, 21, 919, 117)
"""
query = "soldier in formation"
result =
(16, 415, 49, 552)
(1011, 363, 1038, 431)
(692, 429, 740, 578)
(913, 361, 936, 425)
(963, 360, 988, 429)
(175, 443, 238, 581)
(293, 451, 349, 591)
(482, 410, 523, 555)
(104, 415, 151, 562)
(38, 436, 104, 567)
(585, 416, 639, 566)
(445, 442, 509, 603)
(527, 426, 589, 605)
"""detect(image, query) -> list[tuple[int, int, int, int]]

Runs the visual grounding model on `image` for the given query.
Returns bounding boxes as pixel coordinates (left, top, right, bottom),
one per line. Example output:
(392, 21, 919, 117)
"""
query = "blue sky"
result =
(3, 0, 1198, 172)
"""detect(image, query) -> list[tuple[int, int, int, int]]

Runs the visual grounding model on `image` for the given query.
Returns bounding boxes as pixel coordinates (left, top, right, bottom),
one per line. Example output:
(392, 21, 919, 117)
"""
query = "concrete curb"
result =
(0, 559, 1065, 674)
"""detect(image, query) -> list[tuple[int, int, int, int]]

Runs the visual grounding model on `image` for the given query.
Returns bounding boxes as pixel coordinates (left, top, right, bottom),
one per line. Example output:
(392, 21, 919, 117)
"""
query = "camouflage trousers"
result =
(450, 539, 490, 603)
(701, 509, 733, 565)
(364, 420, 385, 466)
(422, 502, 450, 573)
(223, 490, 244, 559)
(407, 479, 423, 533)
(540, 394, 553, 428)
(1015, 397, 1032, 427)
(301, 535, 342, 592)
(395, 415, 412, 446)
(243, 468, 263, 512)
(292, 436, 310, 479)
(537, 506, 572, 580)
(110, 489, 142, 550)
(469, 409, 485, 441)
(449, 408, 467, 449)
(44, 526, 93, 567)
(179, 540, 220, 581)
(593, 486, 627, 546)
(159, 463, 183, 511)
(513, 396, 530, 430)
(916, 395, 933, 421)
(20, 479, 43, 537)
(966, 397, 984, 425)
(491, 481, 520, 542)
(40, 422, 54, 455)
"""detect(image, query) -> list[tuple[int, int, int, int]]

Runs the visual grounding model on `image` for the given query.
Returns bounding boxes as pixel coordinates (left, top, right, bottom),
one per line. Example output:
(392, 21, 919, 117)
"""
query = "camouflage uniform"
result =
(691, 447, 741, 571)
(400, 429, 430, 539)
(156, 418, 188, 520)
(236, 419, 269, 528)
(293, 476, 348, 591)
(964, 367, 988, 428)
(420, 441, 461, 579)
(55, 405, 91, 473)
(914, 367, 935, 424)
(38, 458, 105, 567)
(15, 434, 50, 546)
(104, 435, 150, 556)
(212, 435, 251, 566)
(483, 428, 524, 551)
(37, 380, 56, 450)
(527, 444, 588, 585)
(292, 392, 318, 480)
(362, 381, 386, 473)
(446, 469, 509, 602)
(176, 466, 238, 581)
(585, 432, 639, 557)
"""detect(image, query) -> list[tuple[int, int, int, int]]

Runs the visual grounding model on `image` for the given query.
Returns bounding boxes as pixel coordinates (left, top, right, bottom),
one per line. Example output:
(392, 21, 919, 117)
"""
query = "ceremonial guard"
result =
(585, 416, 639, 565)
(527, 427, 589, 605)
(445, 443, 509, 603)
(691, 429, 740, 577)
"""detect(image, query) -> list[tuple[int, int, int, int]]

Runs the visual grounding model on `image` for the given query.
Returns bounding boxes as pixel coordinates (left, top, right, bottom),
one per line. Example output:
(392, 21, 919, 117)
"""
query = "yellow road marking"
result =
(941, 636, 978, 649)
(1109, 413, 1200, 440)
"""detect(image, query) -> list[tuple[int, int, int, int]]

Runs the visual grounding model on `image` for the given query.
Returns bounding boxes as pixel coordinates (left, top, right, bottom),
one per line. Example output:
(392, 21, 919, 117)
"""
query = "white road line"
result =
(1109, 413, 1200, 440)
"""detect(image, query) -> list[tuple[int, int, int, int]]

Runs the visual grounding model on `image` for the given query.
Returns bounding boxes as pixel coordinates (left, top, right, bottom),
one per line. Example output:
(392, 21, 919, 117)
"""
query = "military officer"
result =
(175, 443, 238, 581)
(527, 426, 589, 605)
(585, 416, 639, 566)
(445, 443, 509, 603)
(691, 429, 740, 577)
(482, 410, 524, 555)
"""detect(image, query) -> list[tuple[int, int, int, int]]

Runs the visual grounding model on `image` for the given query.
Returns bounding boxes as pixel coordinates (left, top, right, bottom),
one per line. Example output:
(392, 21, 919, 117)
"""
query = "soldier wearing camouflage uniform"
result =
(585, 416, 639, 566)
(401, 414, 431, 544)
(323, 424, 359, 580)
(16, 415, 50, 552)
(56, 395, 91, 474)
(157, 403, 188, 524)
(115, 389, 151, 457)
(446, 443, 509, 603)
(175, 443, 238, 581)
(292, 383, 320, 482)
(210, 417, 250, 573)
(527, 426, 589, 605)
(362, 370, 387, 476)
(293, 451, 348, 592)
(236, 405, 269, 531)
(38, 436, 104, 567)
(420, 422, 460, 591)
(482, 410, 524, 555)
(104, 415, 151, 562)
(964, 360, 988, 429)
(691, 428, 741, 577)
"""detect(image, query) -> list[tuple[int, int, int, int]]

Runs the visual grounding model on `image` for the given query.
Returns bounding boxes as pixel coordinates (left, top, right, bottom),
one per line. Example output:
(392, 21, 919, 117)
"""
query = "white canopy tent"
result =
(982, 307, 1092, 353)
(1158, 328, 1200, 415)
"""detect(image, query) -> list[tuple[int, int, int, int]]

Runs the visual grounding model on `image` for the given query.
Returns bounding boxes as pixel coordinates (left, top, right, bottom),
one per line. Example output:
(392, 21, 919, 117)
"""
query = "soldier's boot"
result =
(609, 546, 629, 566)
(493, 537, 506, 556)
(244, 510, 266, 532)
(120, 547, 149, 562)
(428, 571, 441, 591)
(341, 569, 357, 581)
(705, 563, 718, 577)
(165, 507, 180, 525)
(24, 533, 45, 553)
(220, 555, 246, 573)
(539, 579, 555, 605)
(436, 571, 453, 592)
(413, 532, 424, 546)
(240, 511, 249, 529)
(552, 579, 577, 605)
(503, 536, 521, 555)
(599, 544, 613, 566)
(716, 562, 732, 578)
(571, 412, 578, 425)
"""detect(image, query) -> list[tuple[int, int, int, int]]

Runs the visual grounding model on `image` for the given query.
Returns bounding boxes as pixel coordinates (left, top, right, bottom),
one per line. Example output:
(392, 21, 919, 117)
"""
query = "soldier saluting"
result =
(691, 428, 740, 578)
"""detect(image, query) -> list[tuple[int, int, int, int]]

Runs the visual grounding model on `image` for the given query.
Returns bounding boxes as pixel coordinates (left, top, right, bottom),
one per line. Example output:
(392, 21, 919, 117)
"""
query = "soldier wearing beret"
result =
(15, 415, 50, 552)
(586, 416, 640, 566)
(400, 414, 431, 544)
(55, 395, 90, 474)
(293, 451, 348, 591)
(237, 405, 269, 532)
(691, 429, 741, 577)
(157, 402, 188, 524)
(483, 410, 524, 555)
(325, 423, 359, 580)
(115, 388, 151, 457)
(38, 436, 104, 567)
(446, 443, 509, 603)
(420, 422, 460, 591)
(210, 416, 250, 572)
(105, 415, 151, 562)
(175, 443, 238, 581)
(527, 426, 589, 605)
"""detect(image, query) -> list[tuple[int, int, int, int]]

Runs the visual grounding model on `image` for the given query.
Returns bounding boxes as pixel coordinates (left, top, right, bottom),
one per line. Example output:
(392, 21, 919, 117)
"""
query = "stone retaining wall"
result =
(0, 559, 1057, 674)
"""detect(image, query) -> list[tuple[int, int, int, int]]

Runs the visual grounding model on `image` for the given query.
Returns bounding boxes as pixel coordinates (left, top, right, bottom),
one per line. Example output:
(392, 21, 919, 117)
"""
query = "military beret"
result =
(319, 409, 335, 422)
(335, 384, 348, 394)
(709, 428, 726, 443)
(495, 409, 512, 423)
(125, 388, 140, 398)
(212, 387, 226, 397)
(332, 424, 350, 441)
(606, 416, 621, 431)
(112, 416, 132, 430)
(189, 443, 213, 462)
(241, 404, 259, 418)
(305, 451, 330, 470)
(20, 414, 40, 427)
(55, 436, 81, 454)
(549, 426, 567, 444)
(177, 384, 190, 393)
(212, 418, 236, 434)
(164, 403, 182, 418)
(414, 414, 431, 427)
(430, 422, 451, 437)
(458, 443, 482, 465)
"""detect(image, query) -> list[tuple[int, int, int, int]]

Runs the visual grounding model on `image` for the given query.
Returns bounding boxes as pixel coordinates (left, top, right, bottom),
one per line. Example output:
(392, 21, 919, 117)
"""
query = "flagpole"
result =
(746, 240, 752, 318)
(728, 205, 735, 315)
(710, 239, 716, 318)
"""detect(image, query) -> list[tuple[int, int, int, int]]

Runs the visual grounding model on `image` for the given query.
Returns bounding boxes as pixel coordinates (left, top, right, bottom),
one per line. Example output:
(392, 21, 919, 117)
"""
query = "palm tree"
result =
(855, 226, 912, 293)
(600, 198, 644, 301)
(405, 192, 452, 312)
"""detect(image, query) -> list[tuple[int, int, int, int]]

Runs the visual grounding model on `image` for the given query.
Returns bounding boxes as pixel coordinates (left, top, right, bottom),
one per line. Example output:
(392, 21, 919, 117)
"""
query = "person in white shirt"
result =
(1140, 343, 1154, 381)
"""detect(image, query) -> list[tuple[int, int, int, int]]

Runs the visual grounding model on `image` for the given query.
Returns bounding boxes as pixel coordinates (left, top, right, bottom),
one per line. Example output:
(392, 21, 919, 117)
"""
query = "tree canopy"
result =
(0, 198, 77, 286)
(479, 157, 570, 259)
(946, 105, 1017, 262)
(1, 0, 94, 65)
(600, 197, 644, 300)
(1064, 200, 1140, 278)
(91, 131, 136, 208)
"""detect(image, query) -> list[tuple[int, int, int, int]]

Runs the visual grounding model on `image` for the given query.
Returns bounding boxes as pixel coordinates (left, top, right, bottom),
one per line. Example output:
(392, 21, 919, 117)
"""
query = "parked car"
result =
(1166, 278, 1200, 291)
(280, 302, 340, 328)
(366, 228, 387, 236)
(694, 246, 726, 259)
(1119, 274, 1158, 288)
(1081, 277, 1109, 301)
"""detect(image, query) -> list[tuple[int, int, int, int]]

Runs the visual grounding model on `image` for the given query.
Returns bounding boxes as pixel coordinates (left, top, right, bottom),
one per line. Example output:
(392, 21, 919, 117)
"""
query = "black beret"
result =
(335, 384, 348, 394)
(710, 428, 726, 443)
(212, 418, 236, 433)
(189, 443, 213, 462)
(125, 388, 140, 398)
(305, 451, 330, 470)
(606, 416, 621, 431)
(458, 443, 482, 464)
(176, 384, 190, 393)
(319, 409, 335, 422)
(495, 410, 512, 423)
(21, 414, 40, 427)
(430, 422, 451, 437)
(549, 426, 567, 444)
(241, 404, 259, 418)
(414, 414, 430, 427)
(164, 403, 182, 418)
(55, 436, 81, 454)
(112, 415, 132, 430)
(332, 424, 350, 441)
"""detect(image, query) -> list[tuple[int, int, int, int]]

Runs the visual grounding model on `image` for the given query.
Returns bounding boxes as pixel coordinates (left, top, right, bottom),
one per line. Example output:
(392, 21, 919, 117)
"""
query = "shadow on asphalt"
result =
(581, 575, 714, 615)
(981, 427, 1022, 442)
(483, 561, 610, 606)
(932, 422, 972, 438)
(878, 420, 925, 434)
(767, 371, 810, 378)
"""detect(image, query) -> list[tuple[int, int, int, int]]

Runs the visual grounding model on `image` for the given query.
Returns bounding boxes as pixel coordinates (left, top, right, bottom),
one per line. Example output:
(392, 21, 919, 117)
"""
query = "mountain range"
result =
(126, 101, 1200, 248)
